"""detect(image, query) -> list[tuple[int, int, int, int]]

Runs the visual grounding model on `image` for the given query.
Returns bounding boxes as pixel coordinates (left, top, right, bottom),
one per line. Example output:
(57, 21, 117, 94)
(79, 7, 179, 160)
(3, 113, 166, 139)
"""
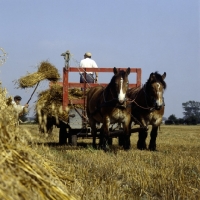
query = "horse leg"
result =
(92, 129, 97, 149)
(137, 129, 148, 150)
(101, 117, 110, 151)
(123, 134, 131, 150)
(89, 118, 97, 149)
(149, 126, 158, 151)
(99, 126, 104, 148)
(59, 121, 67, 145)
(122, 121, 131, 150)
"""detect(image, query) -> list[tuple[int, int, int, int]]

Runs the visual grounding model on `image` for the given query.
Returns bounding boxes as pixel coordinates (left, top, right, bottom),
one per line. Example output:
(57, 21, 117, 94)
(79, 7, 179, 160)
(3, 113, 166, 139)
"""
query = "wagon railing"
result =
(62, 67, 142, 109)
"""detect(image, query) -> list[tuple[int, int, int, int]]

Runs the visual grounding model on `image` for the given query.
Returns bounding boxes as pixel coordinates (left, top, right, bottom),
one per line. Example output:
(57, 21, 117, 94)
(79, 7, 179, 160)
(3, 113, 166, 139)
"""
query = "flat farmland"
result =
(22, 124, 200, 200)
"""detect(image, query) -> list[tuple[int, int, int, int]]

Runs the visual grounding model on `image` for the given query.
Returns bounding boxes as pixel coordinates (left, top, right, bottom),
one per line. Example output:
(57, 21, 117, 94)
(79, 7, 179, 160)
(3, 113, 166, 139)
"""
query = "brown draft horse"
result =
(86, 67, 131, 151)
(127, 71, 167, 151)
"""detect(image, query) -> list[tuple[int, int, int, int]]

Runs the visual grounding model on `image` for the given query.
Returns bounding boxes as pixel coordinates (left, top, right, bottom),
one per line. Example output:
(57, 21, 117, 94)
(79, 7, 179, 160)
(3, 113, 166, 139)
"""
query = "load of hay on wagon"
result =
(17, 60, 85, 133)
(36, 83, 86, 133)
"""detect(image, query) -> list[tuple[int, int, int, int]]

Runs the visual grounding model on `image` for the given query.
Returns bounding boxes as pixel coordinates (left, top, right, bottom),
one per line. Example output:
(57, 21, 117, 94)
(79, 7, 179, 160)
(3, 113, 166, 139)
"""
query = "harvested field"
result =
(20, 124, 200, 199)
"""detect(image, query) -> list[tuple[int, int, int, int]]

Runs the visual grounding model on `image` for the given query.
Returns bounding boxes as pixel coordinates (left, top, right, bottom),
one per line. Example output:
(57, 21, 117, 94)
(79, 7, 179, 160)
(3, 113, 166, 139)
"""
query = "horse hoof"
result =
(137, 146, 147, 150)
(148, 145, 157, 151)
(123, 145, 130, 151)
(100, 145, 109, 152)
(149, 148, 158, 151)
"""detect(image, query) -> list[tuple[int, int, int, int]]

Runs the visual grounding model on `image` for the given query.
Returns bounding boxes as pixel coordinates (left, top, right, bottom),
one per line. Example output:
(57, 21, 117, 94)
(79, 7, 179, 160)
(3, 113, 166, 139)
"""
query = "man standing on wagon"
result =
(79, 52, 99, 83)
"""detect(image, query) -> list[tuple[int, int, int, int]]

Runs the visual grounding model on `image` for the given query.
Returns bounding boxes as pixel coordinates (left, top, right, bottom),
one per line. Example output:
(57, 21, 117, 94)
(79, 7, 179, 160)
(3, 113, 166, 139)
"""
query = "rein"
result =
(91, 82, 128, 116)
(103, 87, 118, 103)
(128, 84, 155, 111)
(102, 86, 129, 109)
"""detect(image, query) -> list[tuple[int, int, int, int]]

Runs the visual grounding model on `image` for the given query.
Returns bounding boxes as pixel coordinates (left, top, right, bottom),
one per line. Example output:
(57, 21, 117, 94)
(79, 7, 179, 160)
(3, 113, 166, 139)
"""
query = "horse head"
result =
(146, 72, 167, 110)
(111, 67, 130, 105)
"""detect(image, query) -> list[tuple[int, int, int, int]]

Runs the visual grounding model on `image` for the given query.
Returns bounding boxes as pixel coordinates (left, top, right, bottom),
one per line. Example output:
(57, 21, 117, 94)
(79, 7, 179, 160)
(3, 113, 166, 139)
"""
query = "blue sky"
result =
(0, 0, 199, 118)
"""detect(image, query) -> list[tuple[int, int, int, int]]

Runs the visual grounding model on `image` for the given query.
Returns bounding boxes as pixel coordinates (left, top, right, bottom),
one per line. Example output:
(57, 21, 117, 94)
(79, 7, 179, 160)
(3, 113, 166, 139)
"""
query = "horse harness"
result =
(91, 87, 131, 118)
(127, 84, 165, 112)
(127, 84, 165, 129)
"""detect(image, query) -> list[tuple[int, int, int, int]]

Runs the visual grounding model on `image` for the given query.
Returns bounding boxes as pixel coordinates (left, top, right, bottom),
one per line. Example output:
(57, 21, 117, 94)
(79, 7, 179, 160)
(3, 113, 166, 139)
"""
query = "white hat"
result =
(84, 52, 92, 57)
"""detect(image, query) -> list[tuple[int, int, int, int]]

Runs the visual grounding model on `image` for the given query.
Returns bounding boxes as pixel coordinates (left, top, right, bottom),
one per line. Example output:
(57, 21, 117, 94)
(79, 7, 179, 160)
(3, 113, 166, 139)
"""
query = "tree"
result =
(184, 115, 198, 125)
(165, 114, 177, 125)
(182, 101, 200, 123)
(177, 118, 185, 125)
(168, 114, 177, 122)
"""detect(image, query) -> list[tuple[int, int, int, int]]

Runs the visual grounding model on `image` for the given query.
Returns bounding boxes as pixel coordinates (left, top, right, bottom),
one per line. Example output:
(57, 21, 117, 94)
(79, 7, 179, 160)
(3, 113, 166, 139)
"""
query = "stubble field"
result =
(20, 124, 200, 200)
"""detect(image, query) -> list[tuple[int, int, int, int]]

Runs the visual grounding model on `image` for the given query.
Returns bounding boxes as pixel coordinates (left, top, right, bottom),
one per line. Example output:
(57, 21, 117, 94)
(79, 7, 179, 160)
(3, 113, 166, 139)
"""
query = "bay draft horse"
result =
(86, 67, 131, 151)
(127, 71, 167, 151)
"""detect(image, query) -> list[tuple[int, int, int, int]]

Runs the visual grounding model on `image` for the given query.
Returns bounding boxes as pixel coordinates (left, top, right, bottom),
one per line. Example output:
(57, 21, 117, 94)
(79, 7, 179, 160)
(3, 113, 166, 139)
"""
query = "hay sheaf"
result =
(18, 61, 60, 88)
(36, 84, 86, 125)
(0, 83, 18, 134)
(0, 83, 77, 200)
(36, 84, 69, 124)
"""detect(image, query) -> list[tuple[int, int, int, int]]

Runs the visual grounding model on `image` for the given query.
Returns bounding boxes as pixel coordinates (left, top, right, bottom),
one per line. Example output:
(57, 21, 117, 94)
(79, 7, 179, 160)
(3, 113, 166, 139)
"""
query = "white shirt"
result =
(79, 58, 98, 74)
(12, 100, 25, 116)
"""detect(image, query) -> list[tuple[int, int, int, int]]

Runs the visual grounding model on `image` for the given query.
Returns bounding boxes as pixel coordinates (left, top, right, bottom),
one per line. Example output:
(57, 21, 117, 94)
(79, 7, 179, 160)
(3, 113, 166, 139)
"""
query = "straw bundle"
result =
(18, 61, 60, 88)
(36, 85, 86, 121)
(36, 84, 69, 124)
(36, 84, 89, 133)
(0, 83, 77, 200)
(0, 147, 77, 200)
(0, 83, 18, 133)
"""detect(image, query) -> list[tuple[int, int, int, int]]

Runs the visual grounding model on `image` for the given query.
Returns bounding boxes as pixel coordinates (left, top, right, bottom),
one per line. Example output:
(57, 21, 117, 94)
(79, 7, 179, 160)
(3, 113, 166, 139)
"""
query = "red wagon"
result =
(56, 64, 142, 146)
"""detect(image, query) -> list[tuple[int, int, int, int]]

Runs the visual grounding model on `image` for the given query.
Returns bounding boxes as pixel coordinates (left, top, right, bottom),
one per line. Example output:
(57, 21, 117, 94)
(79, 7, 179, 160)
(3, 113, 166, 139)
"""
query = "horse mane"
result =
(109, 69, 126, 85)
(127, 86, 141, 99)
(146, 71, 167, 89)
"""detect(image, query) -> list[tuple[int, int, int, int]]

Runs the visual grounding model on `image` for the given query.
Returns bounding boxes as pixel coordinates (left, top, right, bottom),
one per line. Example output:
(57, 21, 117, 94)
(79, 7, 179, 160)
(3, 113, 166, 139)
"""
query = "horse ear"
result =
(113, 67, 118, 75)
(162, 72, 166, 80)
(126, 67, 130, 75)
(149, 72, 155, 81)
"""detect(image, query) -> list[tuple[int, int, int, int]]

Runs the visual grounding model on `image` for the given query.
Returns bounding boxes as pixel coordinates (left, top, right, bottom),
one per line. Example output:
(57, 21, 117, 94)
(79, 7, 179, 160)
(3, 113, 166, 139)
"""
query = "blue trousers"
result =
(80, 74, 94, 83)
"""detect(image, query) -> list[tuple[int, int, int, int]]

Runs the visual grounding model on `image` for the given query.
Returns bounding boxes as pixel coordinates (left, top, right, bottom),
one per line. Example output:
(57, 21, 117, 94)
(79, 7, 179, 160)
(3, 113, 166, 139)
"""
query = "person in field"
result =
(12, 95, 29, 123)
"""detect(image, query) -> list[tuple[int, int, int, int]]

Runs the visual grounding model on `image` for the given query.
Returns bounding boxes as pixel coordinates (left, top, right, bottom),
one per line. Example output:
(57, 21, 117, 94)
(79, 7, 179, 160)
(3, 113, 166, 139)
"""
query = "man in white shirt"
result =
(12, 95, 29, 121)
(79, 52, 99, 83)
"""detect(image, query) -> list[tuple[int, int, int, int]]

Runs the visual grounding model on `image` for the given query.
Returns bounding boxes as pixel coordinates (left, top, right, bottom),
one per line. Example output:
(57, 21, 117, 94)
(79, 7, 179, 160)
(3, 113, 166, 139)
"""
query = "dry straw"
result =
(36, 84, 69, 123)
(36, 84, 87, 133)
(16, 59, 88, 132)
(18, 61, 60, 88)
(0, 82, 77, 200)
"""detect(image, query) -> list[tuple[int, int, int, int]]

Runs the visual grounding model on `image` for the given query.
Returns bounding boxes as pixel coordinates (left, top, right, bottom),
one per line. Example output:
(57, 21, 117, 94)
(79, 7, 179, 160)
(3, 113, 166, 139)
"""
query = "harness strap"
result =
(127, 85, 155, 111)
(90, 100, 120, 117)
(91, 96, 128, 117)
(128, 98, 155, 111)
(73, 107, 89, 122)
(131, 114, 147, 130)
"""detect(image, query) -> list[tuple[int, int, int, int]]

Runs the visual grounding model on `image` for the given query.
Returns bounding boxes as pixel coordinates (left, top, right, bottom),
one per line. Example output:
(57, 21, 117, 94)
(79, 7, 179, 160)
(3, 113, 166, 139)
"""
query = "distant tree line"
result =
(165, 101, 200, 125)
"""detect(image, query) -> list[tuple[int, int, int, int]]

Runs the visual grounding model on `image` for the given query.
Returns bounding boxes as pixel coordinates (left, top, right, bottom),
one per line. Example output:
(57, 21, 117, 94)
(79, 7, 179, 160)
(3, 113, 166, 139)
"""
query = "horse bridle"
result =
(102, 87, 128, 108)
(128, 84, 157, 111)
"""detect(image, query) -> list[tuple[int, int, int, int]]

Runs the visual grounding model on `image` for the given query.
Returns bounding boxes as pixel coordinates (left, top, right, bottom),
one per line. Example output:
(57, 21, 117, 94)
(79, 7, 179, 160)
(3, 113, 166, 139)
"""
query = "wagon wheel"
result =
(70, 135, 77, 146)
(68, 129, 78, 146)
